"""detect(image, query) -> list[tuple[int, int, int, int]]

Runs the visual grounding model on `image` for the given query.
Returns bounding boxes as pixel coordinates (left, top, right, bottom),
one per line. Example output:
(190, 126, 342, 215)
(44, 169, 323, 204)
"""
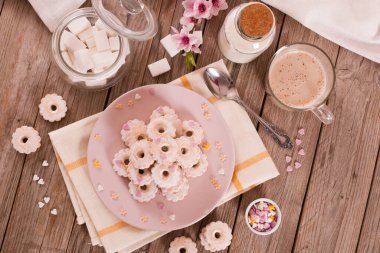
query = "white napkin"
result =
(263, 0, 380, 63)
(28, 0, 86, 32)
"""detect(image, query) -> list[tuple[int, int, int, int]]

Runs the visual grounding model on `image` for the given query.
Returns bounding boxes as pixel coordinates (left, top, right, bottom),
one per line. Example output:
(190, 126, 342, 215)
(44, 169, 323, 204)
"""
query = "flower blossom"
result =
(171, 26, 201, 53)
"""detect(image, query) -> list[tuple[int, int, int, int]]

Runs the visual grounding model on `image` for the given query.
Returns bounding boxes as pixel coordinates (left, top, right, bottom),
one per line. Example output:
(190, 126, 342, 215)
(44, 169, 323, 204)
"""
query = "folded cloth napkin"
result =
(262, 0, 380, 63)
(28, 0, 86, 32)
(49, 59, 279, 253)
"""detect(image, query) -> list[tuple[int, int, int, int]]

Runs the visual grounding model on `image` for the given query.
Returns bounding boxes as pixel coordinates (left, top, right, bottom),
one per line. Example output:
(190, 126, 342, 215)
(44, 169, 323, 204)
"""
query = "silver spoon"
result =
(204, 67, 293, 149)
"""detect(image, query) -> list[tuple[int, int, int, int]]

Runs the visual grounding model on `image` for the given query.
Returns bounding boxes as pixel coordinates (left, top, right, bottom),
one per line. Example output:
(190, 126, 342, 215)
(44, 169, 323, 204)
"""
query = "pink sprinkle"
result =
(286, 165, 293, 172)
(285, 155, 292, 163)
(156, 201, 165, 210)
(115, 160, 123, 166)
(157, 107, 164, 114)
(298, 148, 305, 156)
(122, 123, 129, 130)
(294, 161, 302, 169)
(298, 128, 305, 135)
(295, 139, 302, 146)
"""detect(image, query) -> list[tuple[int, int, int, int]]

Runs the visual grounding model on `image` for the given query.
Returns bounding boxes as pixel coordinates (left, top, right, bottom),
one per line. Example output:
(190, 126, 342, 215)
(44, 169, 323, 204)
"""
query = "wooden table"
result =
(1, 0, 379, 252)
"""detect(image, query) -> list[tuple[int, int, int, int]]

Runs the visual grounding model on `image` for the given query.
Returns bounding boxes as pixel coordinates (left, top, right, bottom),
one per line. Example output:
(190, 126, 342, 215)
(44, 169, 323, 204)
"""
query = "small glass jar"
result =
(51, 0, 158, 91)
(218, 2, 276, 64)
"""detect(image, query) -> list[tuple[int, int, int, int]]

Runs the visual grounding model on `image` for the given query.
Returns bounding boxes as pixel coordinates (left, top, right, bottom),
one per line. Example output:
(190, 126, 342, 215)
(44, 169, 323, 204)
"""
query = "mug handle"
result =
(311, 104, 334, 124)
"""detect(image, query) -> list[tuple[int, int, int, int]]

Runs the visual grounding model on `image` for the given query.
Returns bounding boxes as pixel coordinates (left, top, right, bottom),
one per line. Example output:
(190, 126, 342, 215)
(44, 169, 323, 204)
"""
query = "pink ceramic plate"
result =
(87, 84, 235, 231)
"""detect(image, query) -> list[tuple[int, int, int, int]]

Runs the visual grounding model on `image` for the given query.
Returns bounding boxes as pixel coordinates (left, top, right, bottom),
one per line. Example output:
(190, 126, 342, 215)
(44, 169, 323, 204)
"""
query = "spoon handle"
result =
(233, 98, 293, 149)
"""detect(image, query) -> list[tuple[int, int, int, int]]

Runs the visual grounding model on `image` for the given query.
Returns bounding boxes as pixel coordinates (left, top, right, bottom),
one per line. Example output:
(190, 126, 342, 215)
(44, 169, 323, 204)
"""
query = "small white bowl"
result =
(245, 198, 281, 235)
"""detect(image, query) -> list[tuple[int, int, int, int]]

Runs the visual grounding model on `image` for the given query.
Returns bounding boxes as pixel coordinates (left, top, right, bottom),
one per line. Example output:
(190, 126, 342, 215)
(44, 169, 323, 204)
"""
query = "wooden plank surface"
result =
(293, 48, 380, 253)
(0, 0, 379, 252)
(357, 151, 380, 252)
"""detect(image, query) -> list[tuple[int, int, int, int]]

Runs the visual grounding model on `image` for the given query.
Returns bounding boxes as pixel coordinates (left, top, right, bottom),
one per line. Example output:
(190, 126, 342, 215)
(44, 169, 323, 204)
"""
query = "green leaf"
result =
(185, 51, 196, 71)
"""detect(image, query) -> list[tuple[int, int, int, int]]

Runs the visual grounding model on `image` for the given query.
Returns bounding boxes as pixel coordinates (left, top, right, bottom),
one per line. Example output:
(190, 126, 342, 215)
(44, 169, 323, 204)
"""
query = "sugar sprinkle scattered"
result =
(298, 128, 305, 135)
(294, 161, 302, 169)
(298, 148, 305, 156)
(42, 160, 49, 167)
(43, 197, 50, 203)
(50, 209, 58, 215)
(285, 155, 292, 163)
(286, 165, 293, 172)
(37, 178, 45, 185)
(38, 202, 45, 208)
(33, 175, 40, 181)
(97, 184, 104, 192)
(295, 139, 302, 146)
(135, 94, 142, 100)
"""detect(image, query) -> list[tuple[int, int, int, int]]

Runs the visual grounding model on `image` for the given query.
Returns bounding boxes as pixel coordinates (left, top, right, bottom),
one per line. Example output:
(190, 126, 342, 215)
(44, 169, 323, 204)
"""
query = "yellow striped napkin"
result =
(49, 59, 279, 253)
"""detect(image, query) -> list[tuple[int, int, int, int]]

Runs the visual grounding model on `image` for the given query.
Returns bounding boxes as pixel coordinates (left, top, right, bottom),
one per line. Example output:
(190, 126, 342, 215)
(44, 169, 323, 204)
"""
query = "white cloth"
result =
(263, 0, 380, 63)
(28, 0, 86, 32)
(49, 60, 279, 253)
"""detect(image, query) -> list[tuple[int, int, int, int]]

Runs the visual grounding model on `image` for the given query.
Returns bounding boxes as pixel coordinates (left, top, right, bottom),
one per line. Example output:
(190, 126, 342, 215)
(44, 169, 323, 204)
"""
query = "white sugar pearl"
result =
(109, 36, 120, 52)
(95, 19, 116, 37)
(160, 34, 180, 57)
(67, 17, 91, 35)
(148, 58, 171, 77)
(73, 49, 94, 73)
(61, 30, 86, 52)
(93, 30, 110, 52)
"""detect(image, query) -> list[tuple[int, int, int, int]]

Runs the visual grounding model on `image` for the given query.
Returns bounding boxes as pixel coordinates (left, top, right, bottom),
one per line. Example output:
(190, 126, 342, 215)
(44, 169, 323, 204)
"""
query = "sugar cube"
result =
(160, 34, 180, 57)
(85, 37, 96, 49)
(95, 19, 116, 37)
(61, 30, 86, 52)
(78, 26, 97, 42)
(67, 17, 92, 35)
(109, 37, 120, 52)
(61, 51, 73, 67)
(91, 50, 115, 69)
(93, 30, 110, 52)
(73, 49, 94, 73)
(148, 58, 171, 77)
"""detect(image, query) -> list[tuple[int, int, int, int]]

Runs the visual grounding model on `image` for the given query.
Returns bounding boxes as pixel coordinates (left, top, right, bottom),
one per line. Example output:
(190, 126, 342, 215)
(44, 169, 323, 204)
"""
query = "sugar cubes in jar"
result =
(52, 8, 130, 90)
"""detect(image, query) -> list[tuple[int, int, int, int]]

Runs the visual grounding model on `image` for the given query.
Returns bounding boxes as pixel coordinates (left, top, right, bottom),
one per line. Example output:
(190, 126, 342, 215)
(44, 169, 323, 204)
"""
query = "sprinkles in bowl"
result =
(245, 198, 281, 235)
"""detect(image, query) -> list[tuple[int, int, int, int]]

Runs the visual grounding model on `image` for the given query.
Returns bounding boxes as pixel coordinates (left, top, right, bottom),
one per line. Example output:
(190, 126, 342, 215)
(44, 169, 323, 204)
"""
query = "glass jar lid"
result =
(91, 0, 158, 41)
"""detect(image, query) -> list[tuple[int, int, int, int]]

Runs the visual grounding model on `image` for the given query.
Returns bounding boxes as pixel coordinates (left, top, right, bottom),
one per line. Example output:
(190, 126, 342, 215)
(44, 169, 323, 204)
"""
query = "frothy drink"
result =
(268, 50, 327, 109)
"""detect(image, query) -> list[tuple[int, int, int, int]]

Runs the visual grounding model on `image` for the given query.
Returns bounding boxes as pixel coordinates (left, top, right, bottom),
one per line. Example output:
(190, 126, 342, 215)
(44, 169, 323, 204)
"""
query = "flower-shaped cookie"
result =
(11, 126, 41, 154)
(169, 236, 198, 253)
(200, 221, 232, 252)
(39, 94, 67, 122)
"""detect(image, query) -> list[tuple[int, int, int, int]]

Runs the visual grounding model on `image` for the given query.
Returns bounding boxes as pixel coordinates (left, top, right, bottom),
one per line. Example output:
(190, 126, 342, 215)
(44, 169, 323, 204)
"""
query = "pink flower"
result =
(180, 16, 199, 29)
(191, 30, 203, 54)
(171, 26, 200, 53)
(193, 0, 212, 19)
(209, 0, 228, 16)
(182, 0, 195, 17)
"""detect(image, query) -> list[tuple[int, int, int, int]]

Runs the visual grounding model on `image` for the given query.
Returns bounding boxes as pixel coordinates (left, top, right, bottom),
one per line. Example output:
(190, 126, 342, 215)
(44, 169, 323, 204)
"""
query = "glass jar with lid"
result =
(218, 2, 276, 64)
(51, 0, 158, 91)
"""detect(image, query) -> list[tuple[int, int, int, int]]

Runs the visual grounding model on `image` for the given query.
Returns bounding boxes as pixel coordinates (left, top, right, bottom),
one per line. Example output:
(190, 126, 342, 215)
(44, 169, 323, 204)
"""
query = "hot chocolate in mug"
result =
(265, 43, 335, 124)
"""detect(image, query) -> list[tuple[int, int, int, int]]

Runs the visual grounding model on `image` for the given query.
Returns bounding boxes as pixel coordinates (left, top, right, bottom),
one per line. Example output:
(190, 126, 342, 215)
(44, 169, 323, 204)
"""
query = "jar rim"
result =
(234, 2, 276, 42)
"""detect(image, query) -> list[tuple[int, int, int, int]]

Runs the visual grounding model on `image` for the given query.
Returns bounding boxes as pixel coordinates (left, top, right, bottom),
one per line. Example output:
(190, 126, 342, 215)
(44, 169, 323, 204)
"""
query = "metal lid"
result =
(91, 0, 158, 41)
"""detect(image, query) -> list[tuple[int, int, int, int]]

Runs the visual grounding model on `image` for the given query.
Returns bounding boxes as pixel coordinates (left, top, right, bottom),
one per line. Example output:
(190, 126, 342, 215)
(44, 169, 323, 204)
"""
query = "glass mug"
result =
(265, 43, 335, 124)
